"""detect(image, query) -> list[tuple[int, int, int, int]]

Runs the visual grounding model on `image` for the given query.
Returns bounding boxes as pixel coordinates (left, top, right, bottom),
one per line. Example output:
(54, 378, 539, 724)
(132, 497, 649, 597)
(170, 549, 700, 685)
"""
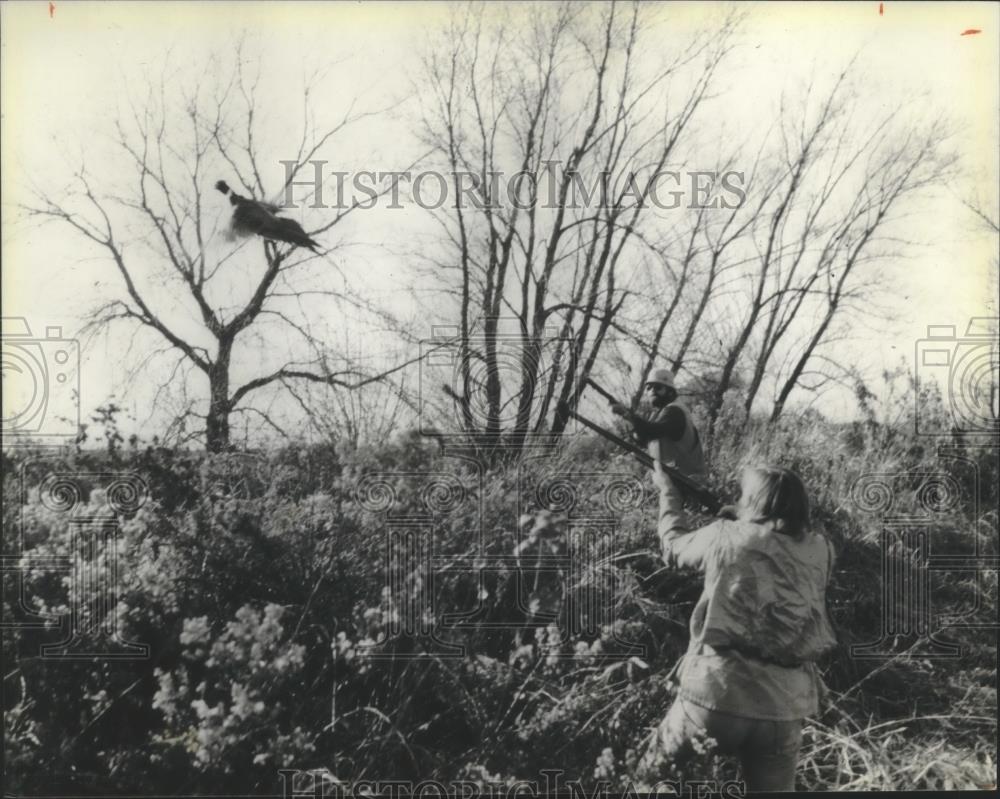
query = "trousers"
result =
(652, 697, 803, 792)
(656, 476, 688, 558)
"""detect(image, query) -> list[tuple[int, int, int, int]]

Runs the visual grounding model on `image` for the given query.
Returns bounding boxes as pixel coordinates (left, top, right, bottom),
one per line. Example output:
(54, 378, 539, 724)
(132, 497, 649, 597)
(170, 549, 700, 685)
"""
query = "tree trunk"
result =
(205, 343, 233, 453)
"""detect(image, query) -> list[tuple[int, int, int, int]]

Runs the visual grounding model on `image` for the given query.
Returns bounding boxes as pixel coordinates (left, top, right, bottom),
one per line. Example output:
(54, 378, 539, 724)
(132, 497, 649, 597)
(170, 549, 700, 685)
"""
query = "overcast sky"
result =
(2, 1, 997, 443)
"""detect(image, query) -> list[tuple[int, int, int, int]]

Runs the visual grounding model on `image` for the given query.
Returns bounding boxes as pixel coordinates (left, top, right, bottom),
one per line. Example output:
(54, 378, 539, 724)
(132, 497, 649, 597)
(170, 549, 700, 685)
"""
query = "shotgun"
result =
(562, 397, 722, 514)
(584, 377, 620, 407)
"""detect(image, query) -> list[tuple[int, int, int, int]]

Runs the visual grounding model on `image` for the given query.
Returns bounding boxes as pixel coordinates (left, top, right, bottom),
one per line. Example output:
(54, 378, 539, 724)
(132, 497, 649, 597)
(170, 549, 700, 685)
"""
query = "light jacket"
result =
(662, 518, 837, 720)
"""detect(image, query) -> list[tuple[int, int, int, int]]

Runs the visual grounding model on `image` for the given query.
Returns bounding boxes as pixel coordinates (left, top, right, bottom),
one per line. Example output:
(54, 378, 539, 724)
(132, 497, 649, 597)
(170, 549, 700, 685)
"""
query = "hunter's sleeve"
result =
(630, 406, 686, 443)
(660, 520, 726, 571)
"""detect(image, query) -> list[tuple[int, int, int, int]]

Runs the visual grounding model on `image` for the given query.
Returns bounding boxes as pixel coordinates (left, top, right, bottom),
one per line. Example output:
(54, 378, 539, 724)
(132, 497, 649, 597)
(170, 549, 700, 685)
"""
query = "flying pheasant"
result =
(215, 180, 320, 252)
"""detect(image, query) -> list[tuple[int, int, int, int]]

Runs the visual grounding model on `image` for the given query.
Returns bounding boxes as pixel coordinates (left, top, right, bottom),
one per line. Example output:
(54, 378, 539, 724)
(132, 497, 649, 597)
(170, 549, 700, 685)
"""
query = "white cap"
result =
(644, 368, 675, 389)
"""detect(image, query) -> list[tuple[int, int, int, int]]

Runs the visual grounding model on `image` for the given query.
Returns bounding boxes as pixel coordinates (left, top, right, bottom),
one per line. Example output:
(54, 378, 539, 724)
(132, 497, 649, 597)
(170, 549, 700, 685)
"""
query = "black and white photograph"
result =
(2, 1, 998, 795)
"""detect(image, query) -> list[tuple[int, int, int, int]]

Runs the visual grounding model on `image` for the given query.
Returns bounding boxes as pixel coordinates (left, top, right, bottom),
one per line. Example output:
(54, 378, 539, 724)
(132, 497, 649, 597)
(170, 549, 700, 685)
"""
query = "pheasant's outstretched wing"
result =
(231, 202, 278, 238)
(223, 194, 319, 251)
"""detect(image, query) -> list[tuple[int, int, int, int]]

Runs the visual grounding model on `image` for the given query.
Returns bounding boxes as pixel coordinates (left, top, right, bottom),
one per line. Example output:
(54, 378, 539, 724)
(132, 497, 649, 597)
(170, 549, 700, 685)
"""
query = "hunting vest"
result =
(647, 401, 707, 483)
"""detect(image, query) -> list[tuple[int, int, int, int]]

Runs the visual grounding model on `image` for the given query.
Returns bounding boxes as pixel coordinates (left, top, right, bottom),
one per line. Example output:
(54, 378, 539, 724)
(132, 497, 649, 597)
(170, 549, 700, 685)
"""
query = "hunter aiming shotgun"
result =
(556, 399, 722, 514)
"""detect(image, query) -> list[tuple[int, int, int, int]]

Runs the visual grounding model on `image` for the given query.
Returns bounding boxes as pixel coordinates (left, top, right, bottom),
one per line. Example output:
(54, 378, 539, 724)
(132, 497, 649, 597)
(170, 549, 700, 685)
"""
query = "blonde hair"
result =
(739, 466, 810, 538)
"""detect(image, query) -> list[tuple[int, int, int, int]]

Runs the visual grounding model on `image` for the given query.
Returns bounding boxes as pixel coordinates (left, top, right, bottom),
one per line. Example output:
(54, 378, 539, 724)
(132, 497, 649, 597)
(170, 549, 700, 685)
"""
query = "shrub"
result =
(3, 384, 996, 792)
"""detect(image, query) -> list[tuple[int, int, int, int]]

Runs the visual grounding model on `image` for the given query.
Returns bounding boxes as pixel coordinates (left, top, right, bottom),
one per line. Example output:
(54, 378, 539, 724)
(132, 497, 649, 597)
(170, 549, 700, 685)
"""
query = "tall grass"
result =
(2, 378, 996, 792)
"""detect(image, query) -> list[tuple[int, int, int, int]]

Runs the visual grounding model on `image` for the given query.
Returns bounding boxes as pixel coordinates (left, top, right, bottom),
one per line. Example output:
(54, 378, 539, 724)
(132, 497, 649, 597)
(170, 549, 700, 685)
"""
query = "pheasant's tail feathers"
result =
(268, 218, 318, 250)
(288, 235, 320, 252)
(285, 233, 320, 253)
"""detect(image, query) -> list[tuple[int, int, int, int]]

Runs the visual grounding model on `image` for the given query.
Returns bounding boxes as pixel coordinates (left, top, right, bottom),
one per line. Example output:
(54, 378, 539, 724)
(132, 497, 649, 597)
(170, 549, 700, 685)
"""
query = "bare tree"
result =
(687, 68, 955, 441)
(415, 1, 740, 455)
(965, 197, 1000, 430)
(768, 118, 957, 421)
(617, 144, 768, 410)
(546, 58, 956, 446)
(281, 337, 420, 450)
(25, 47, 406, 451)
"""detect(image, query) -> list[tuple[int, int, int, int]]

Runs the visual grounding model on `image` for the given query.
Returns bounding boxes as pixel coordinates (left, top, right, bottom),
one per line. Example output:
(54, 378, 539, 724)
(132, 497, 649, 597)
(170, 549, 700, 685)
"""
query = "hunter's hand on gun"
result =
(610, 402, 629, 417)
(561, 395, 723, 515)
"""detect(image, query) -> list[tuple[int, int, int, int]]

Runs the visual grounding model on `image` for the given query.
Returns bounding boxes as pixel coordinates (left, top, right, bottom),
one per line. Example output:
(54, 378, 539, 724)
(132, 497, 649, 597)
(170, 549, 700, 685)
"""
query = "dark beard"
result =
(651, 395, 669, 409)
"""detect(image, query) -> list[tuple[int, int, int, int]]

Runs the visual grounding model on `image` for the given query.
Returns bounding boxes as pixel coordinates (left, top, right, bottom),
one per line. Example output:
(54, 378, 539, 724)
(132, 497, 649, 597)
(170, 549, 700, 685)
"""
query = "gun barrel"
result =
(584, 378, 620, 406)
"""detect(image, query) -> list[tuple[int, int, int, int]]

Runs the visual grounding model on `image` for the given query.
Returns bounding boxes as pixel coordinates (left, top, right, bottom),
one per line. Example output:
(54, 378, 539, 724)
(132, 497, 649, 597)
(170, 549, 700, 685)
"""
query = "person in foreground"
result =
(640, 466, 837, 792)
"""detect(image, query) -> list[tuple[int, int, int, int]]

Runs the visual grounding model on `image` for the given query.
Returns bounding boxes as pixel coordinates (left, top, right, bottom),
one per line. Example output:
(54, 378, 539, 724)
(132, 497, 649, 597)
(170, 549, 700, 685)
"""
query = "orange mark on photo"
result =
(960, 29, 982, 36)
(48, 1, 54, 18)
(879, 3, 883, 16)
